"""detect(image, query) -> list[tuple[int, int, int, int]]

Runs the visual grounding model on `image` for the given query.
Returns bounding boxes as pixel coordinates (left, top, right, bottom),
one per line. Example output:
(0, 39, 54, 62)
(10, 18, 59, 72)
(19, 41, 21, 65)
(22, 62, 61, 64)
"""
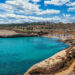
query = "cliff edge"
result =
(0, 30, 38, 37)
(24, 39, 75, 75)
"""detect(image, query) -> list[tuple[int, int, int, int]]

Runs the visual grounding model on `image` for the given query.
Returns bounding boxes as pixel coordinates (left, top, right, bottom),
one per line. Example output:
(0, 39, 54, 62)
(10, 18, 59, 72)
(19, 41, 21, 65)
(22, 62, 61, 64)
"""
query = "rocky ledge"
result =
(0, 30, 48, 38)
(24, 39, 75, 75)
(0, 30, 38, 38)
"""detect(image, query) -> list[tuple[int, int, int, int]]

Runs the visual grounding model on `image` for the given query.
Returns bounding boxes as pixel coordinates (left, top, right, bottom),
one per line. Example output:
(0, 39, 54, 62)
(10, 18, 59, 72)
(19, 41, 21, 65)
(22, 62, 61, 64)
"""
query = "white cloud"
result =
(37, 9, 60, 15)
(5, 0, 60, 15)
(0, 3, 14, 14)
(67, 2, 75, 12)
(66, 2, 75, 6)
(0, 0, 61, 24)
(27, 16, 61, 22)
(0, 12, 61, 24)
(6, 0, 41, 15)
(44, 0, 70, 6)
(68, 7, 75, 12)
(0, 13, 75, 24)
(0, 0, 74, 24)
(31, 0, 40, 3)
(60, 14, 75, 23)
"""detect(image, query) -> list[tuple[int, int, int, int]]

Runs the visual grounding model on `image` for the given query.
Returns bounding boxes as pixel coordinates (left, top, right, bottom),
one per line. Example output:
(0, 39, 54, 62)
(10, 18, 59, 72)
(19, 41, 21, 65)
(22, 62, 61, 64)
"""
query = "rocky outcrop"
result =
(0, 30, 48, 38)
(0, 30, 38, 38)
(24, 39, 75, 75)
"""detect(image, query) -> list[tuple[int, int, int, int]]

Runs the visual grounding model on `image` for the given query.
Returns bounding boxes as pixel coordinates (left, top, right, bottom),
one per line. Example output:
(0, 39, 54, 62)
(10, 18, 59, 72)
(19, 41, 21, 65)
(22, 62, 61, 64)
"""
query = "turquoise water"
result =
(0, 37, 68, 75)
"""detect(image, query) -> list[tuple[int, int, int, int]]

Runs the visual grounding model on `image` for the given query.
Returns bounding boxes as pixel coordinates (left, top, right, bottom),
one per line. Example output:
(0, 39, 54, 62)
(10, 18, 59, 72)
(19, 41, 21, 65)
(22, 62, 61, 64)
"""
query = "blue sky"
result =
(0, 0, 75, 24)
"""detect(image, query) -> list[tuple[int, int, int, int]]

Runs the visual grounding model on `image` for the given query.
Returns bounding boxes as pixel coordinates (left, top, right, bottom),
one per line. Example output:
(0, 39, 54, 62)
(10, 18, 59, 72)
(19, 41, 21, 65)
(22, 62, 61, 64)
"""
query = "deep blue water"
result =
(0, 37, 69, 75)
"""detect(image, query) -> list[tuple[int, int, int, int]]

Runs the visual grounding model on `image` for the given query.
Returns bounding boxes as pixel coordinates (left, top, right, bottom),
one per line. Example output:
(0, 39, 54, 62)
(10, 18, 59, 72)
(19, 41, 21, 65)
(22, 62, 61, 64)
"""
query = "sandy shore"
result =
(24, 35, 75, 75)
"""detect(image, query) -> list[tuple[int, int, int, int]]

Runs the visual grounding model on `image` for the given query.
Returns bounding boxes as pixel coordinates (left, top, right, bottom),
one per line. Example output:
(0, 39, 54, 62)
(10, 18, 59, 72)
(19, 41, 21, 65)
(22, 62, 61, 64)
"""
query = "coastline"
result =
(0, 29, 75, 75)
(24, 35, 75, 75)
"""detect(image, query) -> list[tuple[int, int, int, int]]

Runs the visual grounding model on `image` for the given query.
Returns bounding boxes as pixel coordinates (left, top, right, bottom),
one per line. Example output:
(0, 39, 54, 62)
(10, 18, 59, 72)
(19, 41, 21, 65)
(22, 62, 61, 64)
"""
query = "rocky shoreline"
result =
(0, 29, 75, 75)
(24, 37, 75, 75)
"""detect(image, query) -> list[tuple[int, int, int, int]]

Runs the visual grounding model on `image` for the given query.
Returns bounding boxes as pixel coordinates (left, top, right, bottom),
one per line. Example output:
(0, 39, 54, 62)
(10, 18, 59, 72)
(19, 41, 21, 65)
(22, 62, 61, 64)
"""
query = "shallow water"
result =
(0, 37, 69, 75)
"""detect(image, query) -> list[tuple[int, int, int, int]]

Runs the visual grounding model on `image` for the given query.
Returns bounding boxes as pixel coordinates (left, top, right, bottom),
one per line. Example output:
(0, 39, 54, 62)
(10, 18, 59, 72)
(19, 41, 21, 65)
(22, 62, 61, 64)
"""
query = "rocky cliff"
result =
(24, 39, 75, 75)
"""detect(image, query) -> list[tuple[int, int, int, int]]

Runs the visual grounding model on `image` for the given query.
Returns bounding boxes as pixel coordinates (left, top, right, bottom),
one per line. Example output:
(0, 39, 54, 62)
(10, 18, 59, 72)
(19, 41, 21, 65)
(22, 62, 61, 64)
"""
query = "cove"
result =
(0, 37, 69, 75)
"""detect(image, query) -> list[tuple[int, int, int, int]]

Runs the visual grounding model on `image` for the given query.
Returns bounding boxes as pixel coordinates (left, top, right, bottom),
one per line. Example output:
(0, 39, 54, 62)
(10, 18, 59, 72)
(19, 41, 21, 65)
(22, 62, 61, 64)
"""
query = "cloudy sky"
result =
(0, 0, 75, 24)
